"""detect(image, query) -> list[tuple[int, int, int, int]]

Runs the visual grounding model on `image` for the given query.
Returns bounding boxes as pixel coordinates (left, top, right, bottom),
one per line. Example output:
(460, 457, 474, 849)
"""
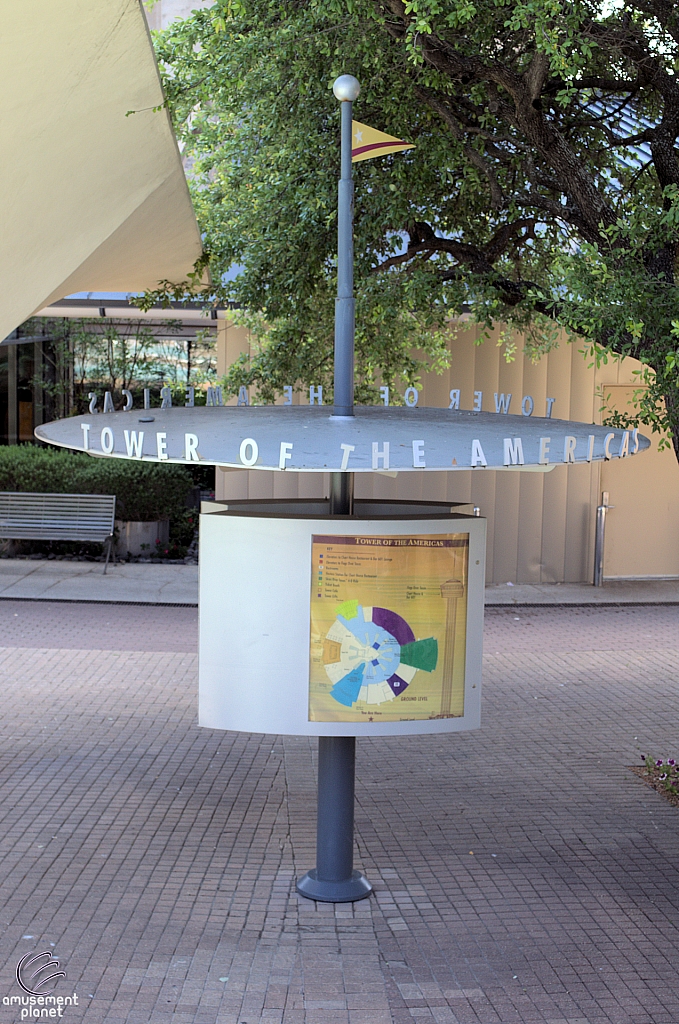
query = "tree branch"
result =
(413, 86, 505, 207)
(382, 0, 617, 244)
(375, 218, 539, 278)
(625, 0, 679, 46)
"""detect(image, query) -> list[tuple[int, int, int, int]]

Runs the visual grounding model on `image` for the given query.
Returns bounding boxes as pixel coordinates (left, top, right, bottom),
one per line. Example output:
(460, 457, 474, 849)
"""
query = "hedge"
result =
(0, 445, 193, 522)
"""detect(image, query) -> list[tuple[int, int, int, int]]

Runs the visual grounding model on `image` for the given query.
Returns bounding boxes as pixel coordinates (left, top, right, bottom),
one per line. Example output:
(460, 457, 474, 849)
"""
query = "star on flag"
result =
(351, 120, 414, 162)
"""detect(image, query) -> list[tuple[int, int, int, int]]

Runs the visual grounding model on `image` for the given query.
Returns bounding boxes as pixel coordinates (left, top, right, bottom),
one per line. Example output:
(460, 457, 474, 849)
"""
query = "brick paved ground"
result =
(0, 601, 677, 1024)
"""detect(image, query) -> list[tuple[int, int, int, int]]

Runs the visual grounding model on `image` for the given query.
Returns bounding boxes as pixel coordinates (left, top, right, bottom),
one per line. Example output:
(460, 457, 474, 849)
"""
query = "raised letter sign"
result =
(240, 438, 259, 466)
(340, 443, 355, 470)
(503, 438, 524, 466)
(412, 440, 426, 468)
(619, 431, 630, 458)
(185, 434, 200, 462)
(521, 395, 534, 417)
(124, 430, 144, 459)
(372, 442, 390, 469)
(279, 442, 293, 469)
(470, 439, 487, 467)
(473, 391, 483, 412)
(156, 432, 168, 460)
(563, 436, 576, 463)
(404, 387, 419, 408)
(448, 389, 460, 410)
(100, 427, 114, 454)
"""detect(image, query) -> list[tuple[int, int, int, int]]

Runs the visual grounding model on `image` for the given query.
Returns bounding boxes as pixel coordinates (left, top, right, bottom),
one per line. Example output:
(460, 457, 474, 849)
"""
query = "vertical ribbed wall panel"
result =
(214, 320, 674, 582)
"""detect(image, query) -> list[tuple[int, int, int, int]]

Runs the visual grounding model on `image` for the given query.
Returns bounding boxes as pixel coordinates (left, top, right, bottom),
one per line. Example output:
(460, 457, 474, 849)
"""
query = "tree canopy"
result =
(154, 0, 679, 455)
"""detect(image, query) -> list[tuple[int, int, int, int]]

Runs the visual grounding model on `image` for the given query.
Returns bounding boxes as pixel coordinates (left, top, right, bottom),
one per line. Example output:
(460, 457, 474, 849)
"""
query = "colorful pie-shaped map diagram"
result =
(322, 599, 438, 707)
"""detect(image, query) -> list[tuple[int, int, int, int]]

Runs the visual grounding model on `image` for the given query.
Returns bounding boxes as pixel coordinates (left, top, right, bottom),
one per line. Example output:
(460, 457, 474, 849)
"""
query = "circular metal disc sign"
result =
(35, 405, 649, 472)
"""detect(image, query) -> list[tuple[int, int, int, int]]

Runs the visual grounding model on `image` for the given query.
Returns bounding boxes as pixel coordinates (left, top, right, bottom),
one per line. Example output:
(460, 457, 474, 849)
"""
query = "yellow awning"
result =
(0, 0, 204, 341)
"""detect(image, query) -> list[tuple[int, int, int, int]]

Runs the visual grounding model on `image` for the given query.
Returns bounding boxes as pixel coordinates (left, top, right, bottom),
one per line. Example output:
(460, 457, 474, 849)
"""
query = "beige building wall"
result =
(598, 369, 679, 579)
(214, 320, 679, 583)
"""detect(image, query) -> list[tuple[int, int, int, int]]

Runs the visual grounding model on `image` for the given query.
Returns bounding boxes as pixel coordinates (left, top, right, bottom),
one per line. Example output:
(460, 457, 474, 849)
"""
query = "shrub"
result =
(640, 754, 679, 798)
(0, 445, 193, 523)
(158, 508, 199, 559)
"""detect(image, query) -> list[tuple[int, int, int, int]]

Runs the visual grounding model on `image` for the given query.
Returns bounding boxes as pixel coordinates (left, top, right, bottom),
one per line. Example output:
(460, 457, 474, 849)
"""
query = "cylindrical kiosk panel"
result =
(199, 499, 485, 737)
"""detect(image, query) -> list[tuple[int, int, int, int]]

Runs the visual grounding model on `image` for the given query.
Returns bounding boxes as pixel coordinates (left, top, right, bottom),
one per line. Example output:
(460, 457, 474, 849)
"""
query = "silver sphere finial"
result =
(333, 75, 360, 102)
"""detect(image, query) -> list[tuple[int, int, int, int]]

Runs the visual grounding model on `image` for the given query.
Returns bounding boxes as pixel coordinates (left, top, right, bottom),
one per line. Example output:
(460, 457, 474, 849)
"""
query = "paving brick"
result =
(0, 602, 677, 1022)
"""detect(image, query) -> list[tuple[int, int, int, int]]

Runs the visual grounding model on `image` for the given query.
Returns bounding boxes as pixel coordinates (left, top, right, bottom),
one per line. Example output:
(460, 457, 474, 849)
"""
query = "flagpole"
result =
(332, 74, 358, 423)
(296, 74, 371, 904)
(329, 74, 359, 518)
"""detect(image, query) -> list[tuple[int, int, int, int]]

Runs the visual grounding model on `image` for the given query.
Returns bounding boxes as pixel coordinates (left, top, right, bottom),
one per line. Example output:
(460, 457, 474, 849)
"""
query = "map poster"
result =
(309, 533, 469, 723)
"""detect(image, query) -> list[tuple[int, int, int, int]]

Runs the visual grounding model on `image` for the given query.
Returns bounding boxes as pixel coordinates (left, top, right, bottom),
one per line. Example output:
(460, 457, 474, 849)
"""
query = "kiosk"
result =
(36, 75, 649, 903)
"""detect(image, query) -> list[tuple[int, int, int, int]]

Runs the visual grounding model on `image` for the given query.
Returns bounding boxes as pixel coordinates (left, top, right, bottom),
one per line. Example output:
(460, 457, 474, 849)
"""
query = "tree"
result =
(154, 0, 679, 455)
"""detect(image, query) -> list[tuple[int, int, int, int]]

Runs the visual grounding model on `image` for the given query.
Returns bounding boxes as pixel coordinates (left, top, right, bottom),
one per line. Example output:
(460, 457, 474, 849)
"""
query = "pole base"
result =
(296, 869, 372, 903)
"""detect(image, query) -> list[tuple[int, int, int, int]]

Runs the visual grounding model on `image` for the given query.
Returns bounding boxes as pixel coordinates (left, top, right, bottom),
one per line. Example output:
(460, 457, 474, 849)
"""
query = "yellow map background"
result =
(309, 533, 469, 723)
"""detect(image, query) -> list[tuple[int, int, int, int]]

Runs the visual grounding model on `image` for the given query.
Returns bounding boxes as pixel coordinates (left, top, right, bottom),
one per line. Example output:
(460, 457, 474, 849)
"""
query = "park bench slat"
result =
(0, 492, 116, 569)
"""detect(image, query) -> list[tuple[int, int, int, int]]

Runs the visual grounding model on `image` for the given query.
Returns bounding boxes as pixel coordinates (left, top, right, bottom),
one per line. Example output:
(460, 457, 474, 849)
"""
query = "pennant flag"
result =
(351, 120, 414, 162)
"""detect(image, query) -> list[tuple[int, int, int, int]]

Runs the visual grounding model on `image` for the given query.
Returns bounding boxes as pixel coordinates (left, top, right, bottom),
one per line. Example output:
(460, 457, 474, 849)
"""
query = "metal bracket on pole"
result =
(296, 74, 371, 904)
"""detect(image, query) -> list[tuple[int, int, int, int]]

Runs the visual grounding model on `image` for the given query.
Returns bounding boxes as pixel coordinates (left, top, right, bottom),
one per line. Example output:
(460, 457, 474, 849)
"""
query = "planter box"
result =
(115, 520, 169, 558)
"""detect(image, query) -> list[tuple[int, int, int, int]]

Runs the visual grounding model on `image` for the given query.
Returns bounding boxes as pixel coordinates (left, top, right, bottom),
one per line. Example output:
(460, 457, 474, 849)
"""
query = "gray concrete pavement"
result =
(0, 600, 677, 1023)
(1, 558, 678, 607)
(0, 558, 198, 604)
(485, 578, 679, 605)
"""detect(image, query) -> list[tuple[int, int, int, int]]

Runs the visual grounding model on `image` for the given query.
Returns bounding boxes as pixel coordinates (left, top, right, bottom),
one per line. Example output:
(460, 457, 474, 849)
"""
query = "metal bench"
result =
(0, 492, 116, 573)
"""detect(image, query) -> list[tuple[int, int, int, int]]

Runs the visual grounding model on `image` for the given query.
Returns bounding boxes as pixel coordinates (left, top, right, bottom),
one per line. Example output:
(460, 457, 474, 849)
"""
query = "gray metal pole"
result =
(316, 738, 355, 881)
(296, 737, 371, 902)
(593, 506, 605, 587)
(329, 77, 358, 514)
(333, 93, 355, 418)
(329, 471, 354, 515)
(594, 491, 613, 587)
(296, 76, 370, 903)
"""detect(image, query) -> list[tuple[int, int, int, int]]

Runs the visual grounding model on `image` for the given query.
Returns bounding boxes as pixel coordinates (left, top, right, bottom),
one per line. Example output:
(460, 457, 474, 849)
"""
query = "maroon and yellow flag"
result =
(351, 120, 414, 162)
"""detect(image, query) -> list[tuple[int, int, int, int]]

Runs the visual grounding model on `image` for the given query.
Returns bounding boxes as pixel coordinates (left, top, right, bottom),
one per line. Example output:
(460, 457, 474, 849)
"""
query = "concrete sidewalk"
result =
(0, 558, 198, 604)
(1, 558, 678, 605)
(485, 577, 679, 605)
